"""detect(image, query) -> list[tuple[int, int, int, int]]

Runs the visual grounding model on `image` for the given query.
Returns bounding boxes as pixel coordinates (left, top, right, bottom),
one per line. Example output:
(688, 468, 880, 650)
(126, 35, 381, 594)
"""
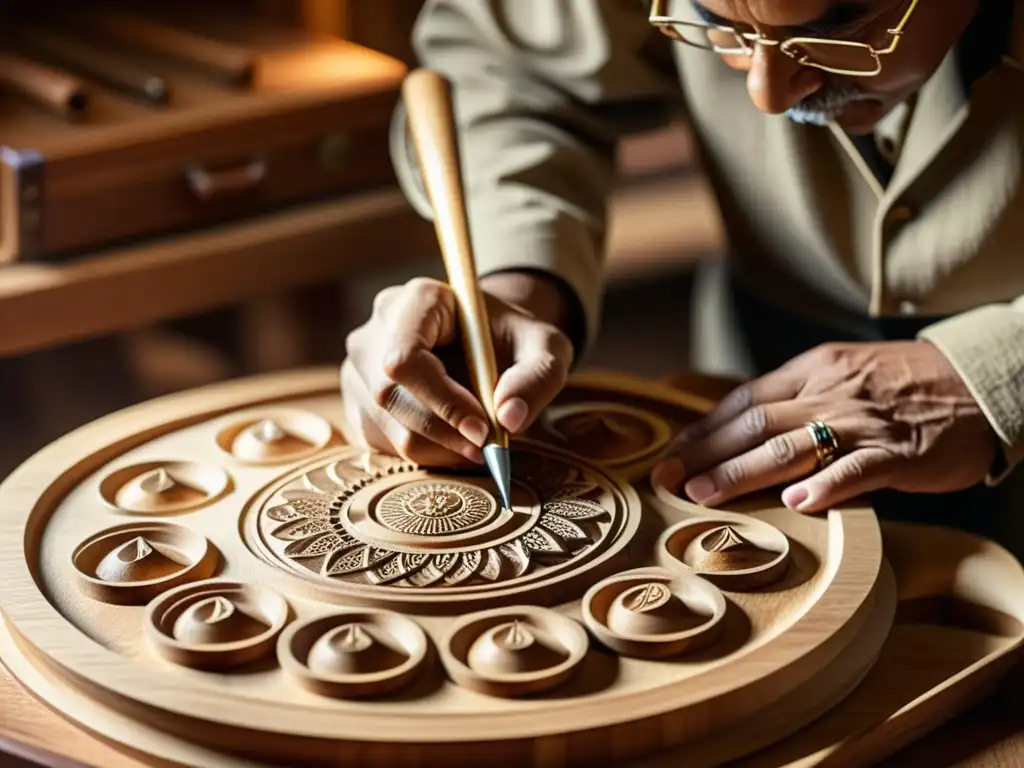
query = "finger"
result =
(683, 425, 821, 506)
(493, 322, 574, 434)
(342, 359, 479, 468)
(378, 280, 491, 447)
(675, 368, 807, 445)
(674, 399, 823, 479)
(378, 348, 490, 448)
(372, 380, 484, 465)
(782, 447, 894, 513)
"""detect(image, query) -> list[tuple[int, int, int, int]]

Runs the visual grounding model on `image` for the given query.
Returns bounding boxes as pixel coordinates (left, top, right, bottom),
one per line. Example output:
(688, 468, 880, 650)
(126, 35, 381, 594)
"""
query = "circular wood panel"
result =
(0, 368, 889, 766)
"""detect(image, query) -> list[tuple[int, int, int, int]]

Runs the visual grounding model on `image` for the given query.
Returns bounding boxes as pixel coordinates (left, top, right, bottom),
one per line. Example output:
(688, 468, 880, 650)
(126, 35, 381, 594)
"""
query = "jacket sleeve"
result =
(918, 296, 1024, 484)
(390, 0, 680, 357)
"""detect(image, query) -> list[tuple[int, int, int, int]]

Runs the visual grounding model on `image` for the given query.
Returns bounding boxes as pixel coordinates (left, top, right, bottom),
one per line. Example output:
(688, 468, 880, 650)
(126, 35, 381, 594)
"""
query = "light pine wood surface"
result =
(0, 368, 1021, 767)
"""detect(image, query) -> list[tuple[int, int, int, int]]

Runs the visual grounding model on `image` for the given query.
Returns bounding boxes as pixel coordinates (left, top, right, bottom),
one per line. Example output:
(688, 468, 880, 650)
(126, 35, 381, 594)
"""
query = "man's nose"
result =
(736, 44, 824, 114)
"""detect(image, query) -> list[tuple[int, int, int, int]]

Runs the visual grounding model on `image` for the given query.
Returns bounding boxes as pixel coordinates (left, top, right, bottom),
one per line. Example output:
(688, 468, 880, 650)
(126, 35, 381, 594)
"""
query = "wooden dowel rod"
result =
(0, 51, 88, 120)
(71, 10, 256, 88)
(11, 24, 169, 105)
(401, 68, 508, 449)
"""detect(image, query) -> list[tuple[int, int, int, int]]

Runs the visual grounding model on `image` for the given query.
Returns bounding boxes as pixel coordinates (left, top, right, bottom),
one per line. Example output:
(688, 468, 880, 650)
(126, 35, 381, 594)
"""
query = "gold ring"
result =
(805, 420, 839, 469)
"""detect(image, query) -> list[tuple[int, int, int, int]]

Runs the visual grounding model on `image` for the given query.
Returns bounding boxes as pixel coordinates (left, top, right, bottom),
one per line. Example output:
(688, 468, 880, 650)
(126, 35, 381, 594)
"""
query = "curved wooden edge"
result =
(880, 521, 1024, 617)
(239, 438, 643, 612)
(0, 365, 884, 757)
(726, 520, 1024, 768)
(0, 736, 91, 768)
(0, 560, 897, 768)
(0, 613, 205, 768)
(3, 518, 1023, 767)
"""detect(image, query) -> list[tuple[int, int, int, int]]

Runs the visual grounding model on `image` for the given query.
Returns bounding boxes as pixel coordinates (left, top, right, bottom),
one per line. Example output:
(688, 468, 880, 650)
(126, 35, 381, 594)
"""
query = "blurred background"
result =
(0, 0, 724, 476)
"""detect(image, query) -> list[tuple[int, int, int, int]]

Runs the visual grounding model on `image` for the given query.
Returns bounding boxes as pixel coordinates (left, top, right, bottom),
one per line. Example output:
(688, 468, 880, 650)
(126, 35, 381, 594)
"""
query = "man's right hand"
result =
(341, 272, 575, 468)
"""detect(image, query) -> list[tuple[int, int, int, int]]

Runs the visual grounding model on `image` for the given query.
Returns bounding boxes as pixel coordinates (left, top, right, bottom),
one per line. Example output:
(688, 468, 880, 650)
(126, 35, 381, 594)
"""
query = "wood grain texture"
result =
(0, 665, 141, 767)
(0, 189, 434, 358)
(0, 368, 1021, 766)
(0, 368, 887, 766)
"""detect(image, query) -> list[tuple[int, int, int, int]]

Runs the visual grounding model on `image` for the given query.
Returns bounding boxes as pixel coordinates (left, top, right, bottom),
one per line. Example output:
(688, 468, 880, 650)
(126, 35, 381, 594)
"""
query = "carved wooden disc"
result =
(0, 369, 889, 767)
(534, 402, 673, 468)
(244, 447, 637, 612)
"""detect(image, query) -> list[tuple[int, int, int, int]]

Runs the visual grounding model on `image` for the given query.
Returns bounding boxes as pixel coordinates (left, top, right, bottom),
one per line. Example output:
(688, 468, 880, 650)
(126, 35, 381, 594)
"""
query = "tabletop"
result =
(0, 189, 433, 359)
(0, 369, 1021, 766)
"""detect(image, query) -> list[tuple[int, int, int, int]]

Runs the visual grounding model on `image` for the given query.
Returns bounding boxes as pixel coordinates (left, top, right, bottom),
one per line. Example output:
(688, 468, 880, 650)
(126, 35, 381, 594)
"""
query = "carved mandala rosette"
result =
(246, 443, 640, 610)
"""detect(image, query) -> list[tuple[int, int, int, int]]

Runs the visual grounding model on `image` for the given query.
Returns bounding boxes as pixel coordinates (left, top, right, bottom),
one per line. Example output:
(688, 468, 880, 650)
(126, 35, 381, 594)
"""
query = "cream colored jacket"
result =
(390, 0, 1024, 484)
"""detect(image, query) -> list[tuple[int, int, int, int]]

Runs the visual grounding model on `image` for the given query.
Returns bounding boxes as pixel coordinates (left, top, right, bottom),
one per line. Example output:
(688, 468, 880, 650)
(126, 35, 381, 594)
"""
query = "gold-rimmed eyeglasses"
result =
(648, 0, 919, 76)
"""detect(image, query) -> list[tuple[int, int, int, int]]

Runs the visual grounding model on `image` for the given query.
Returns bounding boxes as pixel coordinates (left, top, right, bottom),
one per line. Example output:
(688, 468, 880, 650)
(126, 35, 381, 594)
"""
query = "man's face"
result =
(690, 0, 980, 133)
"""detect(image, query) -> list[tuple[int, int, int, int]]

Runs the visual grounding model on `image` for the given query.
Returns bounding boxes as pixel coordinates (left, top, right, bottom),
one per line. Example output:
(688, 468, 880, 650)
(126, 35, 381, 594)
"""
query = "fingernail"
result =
(685, 475, 717, 503)
(498, 398, 529, 434)
(458, 417, 489, 448)
(783, 485, 810, 511)
(462, 444, 485, 465)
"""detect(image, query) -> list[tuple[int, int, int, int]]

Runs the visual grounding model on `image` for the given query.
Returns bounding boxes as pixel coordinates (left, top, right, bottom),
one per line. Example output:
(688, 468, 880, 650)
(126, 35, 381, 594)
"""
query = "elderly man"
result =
(342, 0, 1024, 554)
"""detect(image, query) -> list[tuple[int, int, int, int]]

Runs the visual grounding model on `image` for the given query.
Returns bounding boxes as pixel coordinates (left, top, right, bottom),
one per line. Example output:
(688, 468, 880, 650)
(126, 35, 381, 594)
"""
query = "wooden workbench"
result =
(0, 119, 717, 360)
(0, 368, 1021, 768)
(0, 188, 432, 358)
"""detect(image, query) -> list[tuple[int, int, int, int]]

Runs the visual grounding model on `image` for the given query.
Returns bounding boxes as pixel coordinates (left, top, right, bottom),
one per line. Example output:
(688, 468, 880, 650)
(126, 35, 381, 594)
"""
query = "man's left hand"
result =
(666, 340, 999, 512)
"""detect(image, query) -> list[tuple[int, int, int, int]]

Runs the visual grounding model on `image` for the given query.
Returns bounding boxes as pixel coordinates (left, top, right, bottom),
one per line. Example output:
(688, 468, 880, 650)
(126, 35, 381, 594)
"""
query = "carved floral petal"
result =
(301, 466, 345, 494)
(368, 553, 430, 585)
(544, 499, 607, 522)
(403, 552, 461, 587)
(445, 550, 482, 585)
(520, 527, 569, 555)
(331, 453, 412, 484)
(286, 494, 334, 518)
(285, 532, 350, 559)
(267, 492, 334, 526)
(499, 540, 531, 577)
(538, 512, 587, 542)
(266, 504, 305, 524)
(272, 517, 332, 541)
(478, 548, 503, 581)
(322, 545, 393, 577)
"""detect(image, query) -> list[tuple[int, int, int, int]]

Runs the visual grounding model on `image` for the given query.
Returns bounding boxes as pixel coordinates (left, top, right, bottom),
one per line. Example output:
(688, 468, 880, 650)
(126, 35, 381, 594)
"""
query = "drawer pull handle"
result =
(185, 157, 267, 201)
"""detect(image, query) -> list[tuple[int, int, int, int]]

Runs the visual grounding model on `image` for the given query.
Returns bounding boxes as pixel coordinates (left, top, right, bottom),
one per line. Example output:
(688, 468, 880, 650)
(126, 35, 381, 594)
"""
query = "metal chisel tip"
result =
(482, 444, 513, 511)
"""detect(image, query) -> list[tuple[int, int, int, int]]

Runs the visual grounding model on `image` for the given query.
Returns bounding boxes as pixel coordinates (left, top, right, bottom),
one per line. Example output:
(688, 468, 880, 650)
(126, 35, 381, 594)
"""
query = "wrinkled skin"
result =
(663, 341, 999, 513)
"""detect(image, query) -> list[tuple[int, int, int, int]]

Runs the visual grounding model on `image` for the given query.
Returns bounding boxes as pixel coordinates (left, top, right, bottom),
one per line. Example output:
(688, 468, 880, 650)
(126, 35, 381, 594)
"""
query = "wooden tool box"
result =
(0, 0, 407, 263)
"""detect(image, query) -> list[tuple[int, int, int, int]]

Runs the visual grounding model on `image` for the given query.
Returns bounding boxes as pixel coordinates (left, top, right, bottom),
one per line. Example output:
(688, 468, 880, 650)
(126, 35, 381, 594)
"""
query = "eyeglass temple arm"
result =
(875, 0, 918, 55)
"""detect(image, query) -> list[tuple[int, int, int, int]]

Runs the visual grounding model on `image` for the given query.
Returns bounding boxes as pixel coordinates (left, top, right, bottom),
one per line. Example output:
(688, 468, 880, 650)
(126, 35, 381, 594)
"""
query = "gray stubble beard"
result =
(785, 78, 876, 126)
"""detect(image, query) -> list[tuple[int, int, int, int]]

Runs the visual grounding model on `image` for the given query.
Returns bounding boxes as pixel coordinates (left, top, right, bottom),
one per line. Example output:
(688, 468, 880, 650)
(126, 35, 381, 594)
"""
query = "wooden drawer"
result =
(0, 22, 407, 262)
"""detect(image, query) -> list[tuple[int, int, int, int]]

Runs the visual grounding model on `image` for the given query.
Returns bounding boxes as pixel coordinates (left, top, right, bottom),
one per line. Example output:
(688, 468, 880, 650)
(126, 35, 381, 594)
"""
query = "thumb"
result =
(492, 322, 574, 435)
